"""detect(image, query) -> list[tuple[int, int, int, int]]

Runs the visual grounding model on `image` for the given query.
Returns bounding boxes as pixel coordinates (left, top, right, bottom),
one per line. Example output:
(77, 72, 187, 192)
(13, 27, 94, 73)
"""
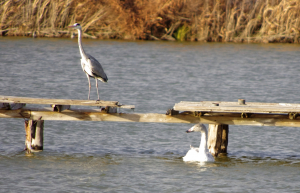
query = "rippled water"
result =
(1, 37, 300, 192)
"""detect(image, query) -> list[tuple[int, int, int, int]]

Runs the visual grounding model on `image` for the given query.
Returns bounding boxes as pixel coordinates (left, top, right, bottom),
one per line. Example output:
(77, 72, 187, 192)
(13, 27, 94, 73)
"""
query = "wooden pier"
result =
(1, 95, 300, 155)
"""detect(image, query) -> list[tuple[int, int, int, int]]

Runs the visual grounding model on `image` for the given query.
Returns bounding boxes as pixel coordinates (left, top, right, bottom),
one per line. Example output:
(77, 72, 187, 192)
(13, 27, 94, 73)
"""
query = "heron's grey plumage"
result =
(85, 54, 107, 82)
(68, 23, 108, 100)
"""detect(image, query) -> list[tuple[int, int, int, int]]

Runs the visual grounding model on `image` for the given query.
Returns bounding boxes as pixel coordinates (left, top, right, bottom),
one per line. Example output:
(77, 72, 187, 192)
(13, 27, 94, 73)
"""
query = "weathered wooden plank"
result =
(1, 109, 300, 127)
(174, 102, 300, 114)
(177, 101, 300, 107)
(0, 95, 117, 106)
(0, 95, 134, 109)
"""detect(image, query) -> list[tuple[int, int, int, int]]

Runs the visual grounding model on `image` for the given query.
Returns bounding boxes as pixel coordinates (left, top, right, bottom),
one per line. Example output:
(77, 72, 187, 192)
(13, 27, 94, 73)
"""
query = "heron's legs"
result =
(86, 74, 91, 100)
(95, 79, 100, 100)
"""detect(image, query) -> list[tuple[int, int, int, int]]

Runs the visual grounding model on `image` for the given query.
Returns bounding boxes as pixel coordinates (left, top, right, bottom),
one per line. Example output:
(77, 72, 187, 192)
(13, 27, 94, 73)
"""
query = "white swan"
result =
(183, 124, 215, 162)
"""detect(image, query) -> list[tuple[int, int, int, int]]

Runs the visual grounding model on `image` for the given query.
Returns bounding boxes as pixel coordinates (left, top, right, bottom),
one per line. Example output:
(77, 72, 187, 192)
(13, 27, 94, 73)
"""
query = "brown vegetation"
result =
(1, 0, 300, 43)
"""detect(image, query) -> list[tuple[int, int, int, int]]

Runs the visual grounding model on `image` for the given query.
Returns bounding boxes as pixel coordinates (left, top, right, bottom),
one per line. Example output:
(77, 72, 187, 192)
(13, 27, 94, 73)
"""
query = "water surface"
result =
(1, 37, 300, 192)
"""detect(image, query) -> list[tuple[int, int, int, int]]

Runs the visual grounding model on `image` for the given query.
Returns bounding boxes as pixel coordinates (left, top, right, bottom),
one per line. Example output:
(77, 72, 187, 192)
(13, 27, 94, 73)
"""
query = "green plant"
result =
(174, 25, 189, 41)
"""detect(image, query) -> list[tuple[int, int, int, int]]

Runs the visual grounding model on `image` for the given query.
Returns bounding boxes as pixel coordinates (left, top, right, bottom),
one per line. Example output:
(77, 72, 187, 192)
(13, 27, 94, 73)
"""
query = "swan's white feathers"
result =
(183, 124, 215, 162)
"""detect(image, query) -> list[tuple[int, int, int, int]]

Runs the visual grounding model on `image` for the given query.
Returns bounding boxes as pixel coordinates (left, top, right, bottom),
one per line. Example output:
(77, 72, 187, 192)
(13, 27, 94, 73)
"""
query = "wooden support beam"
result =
(1, 109, 300, 127)
(166, 109, 179, 115)
(101, 107, 117, 113)
(0, 103, 10, 109)
(0, 103, 25, 110)
(207, 124, 229, 156)
(51, 104, 70, 112)
(24, 119, 44, 153)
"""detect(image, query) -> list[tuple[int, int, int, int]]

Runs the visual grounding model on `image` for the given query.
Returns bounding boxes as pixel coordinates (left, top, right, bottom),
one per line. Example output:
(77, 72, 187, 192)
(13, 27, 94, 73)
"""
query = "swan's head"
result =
(186, 123, 207, 133)
(68, 23, 81, 30)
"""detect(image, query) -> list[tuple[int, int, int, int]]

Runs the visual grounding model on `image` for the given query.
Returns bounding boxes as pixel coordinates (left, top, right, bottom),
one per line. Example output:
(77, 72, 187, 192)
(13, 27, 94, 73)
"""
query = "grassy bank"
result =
(1, 0, 300, 43)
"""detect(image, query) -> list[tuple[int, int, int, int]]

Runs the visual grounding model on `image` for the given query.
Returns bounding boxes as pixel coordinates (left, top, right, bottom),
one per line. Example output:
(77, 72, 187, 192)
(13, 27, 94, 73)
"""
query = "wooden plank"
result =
(174, 105, 300, 114)
(1, 108, 300, 127)
(174, 102, 300, 114)
(0, 95, 118, 106)
(0, 95, 135, 109)
(178, 101, 300, 107)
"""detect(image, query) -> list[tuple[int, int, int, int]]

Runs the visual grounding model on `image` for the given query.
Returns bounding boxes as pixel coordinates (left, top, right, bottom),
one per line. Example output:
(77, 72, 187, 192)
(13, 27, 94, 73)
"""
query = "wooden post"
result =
(238, 99, 245, 105)
(220, 125, 229, 154)
(207, 124, 229, 156)
(207, 124, 222, 156)
(24, 120, 33, 153)
(24, 119, 44, 153)
(32, 120, 44, 150)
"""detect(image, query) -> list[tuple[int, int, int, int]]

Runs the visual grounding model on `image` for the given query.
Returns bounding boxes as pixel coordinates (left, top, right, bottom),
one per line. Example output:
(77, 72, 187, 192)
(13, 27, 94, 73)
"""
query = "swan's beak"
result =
(186, 125, 196, 133)
(186, 127, 194, 133)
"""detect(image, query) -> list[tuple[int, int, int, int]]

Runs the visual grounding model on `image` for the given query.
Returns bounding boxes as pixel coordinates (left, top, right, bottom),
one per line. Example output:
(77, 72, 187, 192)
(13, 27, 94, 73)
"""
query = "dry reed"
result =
(1, 0, 300, 43)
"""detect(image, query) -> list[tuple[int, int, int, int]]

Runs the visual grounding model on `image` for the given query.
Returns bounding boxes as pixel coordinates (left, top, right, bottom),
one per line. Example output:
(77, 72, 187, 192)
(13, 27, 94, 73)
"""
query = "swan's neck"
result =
(199, 130, 208, 153)
(77, 28, 87, 59)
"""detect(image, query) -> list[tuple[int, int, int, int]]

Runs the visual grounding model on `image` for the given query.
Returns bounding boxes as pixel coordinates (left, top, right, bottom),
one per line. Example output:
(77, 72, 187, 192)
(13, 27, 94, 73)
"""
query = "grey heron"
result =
(68, 23, 108, 100)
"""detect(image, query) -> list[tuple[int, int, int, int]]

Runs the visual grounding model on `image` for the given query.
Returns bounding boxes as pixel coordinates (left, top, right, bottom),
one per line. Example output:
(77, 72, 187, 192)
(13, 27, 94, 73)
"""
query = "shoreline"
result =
(1, 29, 297, 44)
(1, 0, 299, 44)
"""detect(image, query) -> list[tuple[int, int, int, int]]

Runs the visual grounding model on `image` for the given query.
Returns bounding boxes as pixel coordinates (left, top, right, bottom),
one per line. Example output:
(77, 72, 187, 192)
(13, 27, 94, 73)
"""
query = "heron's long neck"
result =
(199, 130, 208, 153)
(77, 28, 87, 59)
